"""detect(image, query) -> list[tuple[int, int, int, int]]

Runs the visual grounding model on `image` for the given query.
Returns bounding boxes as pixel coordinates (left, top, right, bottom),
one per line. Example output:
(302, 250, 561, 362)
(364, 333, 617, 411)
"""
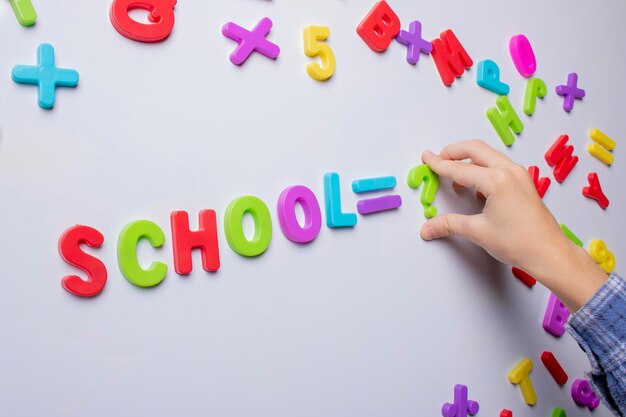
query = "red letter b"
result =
(356, 1, 401, 52)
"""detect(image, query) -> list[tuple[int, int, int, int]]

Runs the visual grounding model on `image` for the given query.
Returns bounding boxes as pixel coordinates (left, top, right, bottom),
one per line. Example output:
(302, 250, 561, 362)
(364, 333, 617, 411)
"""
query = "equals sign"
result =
(352, 176, 402, 215)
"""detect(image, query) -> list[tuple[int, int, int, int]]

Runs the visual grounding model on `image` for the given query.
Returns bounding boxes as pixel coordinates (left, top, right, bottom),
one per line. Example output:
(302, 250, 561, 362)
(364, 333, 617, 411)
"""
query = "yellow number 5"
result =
(303, 26, 336, 81)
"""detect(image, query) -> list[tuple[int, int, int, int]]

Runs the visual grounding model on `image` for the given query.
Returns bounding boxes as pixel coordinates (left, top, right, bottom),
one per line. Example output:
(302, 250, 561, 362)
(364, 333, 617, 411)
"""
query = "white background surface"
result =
(0, 1, 623, 416)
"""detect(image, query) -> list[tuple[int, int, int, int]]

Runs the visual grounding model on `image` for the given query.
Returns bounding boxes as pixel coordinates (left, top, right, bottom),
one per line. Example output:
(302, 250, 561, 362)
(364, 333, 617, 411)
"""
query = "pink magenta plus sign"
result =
(222, 17, 280, 65)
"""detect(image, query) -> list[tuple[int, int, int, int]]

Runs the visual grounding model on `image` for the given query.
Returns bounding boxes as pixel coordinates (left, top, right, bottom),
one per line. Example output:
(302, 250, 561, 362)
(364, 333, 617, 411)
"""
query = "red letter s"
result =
(59, 225, 107, 297)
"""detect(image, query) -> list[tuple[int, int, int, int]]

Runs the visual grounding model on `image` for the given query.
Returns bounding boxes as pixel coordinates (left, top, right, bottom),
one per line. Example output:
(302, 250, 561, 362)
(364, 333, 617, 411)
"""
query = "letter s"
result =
(59, 225, 107, 297)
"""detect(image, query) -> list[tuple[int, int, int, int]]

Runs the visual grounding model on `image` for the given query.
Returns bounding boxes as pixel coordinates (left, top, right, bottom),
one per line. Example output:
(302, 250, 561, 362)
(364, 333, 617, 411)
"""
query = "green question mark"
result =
(407, 164, 439, 219)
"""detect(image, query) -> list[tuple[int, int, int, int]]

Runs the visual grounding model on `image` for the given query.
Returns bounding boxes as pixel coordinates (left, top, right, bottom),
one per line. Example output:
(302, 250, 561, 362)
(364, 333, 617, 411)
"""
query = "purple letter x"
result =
(222, 17, 280, 66)
(395, 20, 432, 65)
(555, 72, 585, 112)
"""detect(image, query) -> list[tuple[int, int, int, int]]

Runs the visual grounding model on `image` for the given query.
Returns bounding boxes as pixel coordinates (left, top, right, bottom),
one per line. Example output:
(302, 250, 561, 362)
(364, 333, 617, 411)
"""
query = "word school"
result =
(59, 168, 438, 298)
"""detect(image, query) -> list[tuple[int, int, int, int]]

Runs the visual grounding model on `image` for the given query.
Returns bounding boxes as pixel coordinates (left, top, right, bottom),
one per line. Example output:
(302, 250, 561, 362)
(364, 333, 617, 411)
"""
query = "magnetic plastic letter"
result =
(224, 196, 273, 257)
(110, 0, 177, 43)
(509, 34, 537, 77)
(543, 293, 570, 337)
(431, 29, 473, 86)
(589, 128, 616, 150)
(303, 26, 336, 81)
(441, 384, 479, 417)
(523, 78, 547, 116)
(486, 96, 524, 147)
(324, 173, 357, 228)
(476, 59, 510, 95)
(588, 128, 615, 166)
(356, 0, 401, 52)
(528, 166, 550, 199)
(512, 267, 537, 287)
(9, 0, 37, 26)
(170, 210, 220, 274)
(118, 220, 167, 287)
(59, 225, 107, 297)
(552, 408, 566, 417)
(545, 135, 578, 183)
(560, 224, 583, 247)
(588, 143, 614, 166)
(508, 358, 537, 405)
(571, 379, 600, 410)
(582, 173, 609, 209)
(589, 240, 615, 274)
(277, 185, 322, 243)
(541, 351, 568, 385)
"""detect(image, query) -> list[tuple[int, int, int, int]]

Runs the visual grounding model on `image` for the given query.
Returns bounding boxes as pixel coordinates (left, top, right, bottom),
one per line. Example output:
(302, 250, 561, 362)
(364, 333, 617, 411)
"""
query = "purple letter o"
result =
(277, 185, 322, 243)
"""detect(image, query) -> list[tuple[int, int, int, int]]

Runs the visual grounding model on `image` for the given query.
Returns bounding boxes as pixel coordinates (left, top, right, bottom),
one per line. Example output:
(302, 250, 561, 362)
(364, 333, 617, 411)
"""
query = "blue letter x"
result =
(12, 43, 79, 109)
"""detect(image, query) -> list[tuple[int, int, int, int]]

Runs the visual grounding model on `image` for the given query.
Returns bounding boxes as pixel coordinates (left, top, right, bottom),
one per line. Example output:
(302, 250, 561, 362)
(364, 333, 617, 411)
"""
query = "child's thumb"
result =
(420, 214, 480, 241)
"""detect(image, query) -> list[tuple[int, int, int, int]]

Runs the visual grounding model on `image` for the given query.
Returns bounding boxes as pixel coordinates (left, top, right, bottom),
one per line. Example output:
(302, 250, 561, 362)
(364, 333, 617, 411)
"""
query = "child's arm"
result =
(421, 140, 626, 416)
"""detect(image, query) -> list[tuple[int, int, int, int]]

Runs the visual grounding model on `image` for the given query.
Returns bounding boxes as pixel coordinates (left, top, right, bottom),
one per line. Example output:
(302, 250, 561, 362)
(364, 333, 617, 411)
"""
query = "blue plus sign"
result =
(12, 43, 79, 109)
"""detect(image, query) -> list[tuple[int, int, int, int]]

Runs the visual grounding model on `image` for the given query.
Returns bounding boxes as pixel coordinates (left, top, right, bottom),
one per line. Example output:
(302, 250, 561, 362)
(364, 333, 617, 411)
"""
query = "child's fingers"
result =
(452, 182, 487, 203)
(422, 151, 494, 196)
(420, 213, 482, 241)
(440, 140, 511, 167)
(452, 181, 465, 191)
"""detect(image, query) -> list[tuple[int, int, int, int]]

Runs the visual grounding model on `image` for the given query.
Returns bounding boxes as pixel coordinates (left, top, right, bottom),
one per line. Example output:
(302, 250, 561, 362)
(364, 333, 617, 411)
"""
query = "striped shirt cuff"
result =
(567, 274, 626, 416)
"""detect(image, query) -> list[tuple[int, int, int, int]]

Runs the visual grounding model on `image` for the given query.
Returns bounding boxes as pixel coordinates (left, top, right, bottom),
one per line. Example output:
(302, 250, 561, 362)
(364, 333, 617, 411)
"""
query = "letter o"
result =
(509, 34, 537, 78)
(224, 196, 272, 257)
(277, 185, 322, 243)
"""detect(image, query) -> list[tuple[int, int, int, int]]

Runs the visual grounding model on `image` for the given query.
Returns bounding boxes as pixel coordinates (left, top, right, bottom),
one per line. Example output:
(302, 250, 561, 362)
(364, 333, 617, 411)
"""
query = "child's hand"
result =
(421, 140, 607, 311)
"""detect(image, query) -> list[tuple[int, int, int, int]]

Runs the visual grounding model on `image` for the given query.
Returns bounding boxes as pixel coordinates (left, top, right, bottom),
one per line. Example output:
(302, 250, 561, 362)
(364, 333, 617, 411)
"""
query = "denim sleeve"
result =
(567, 274, 626, 417)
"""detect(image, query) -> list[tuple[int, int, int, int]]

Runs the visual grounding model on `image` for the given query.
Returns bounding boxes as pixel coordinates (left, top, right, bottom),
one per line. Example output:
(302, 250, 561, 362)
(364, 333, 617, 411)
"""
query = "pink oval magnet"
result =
(509, 34, 536, 78)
